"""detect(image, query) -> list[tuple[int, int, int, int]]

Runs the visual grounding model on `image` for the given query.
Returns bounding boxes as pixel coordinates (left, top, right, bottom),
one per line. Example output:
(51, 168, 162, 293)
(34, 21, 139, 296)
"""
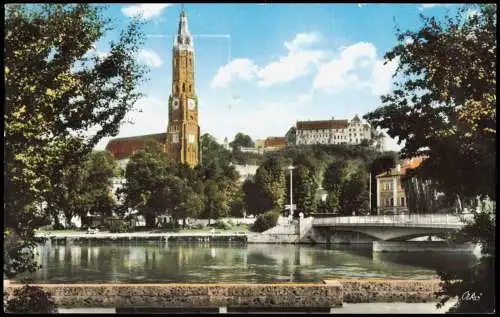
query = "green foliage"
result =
(255, 156, 287, 210)
(201, 180, 230, 220)
(284, 126, 297, 146)
(103, 216, 132, 233)
(5, 284, 58, 313)
(361, 4, 496, 313)
(339, 169, 369, 216)
(4, 3, 146, 278)
(242, 178, 273, 216)
(123, 141, 172, 227)
(250, 210, 280, 233)
(291, 164, 317, 217)
(47, 150, 118, 227)
(200, 133, 232, 172)
(363, 4, 496, 201)
(210, 220, 231, 230)
(436, 210, 495, 313)
(229, 132, 255, 151)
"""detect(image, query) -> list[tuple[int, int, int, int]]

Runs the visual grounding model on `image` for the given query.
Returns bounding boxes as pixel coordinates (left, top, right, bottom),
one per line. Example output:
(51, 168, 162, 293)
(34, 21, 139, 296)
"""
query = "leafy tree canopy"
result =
(363, 4, 496, 201)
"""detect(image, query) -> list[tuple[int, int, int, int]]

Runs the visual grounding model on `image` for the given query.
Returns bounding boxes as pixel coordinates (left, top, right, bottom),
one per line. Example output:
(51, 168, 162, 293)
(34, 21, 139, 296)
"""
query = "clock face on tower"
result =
(173, 98, 179, 110)
(188, 98, 195, 110)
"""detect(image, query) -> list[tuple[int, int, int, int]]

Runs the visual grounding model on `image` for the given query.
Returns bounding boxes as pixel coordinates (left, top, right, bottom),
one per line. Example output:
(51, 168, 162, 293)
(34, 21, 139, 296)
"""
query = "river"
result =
(21, 241, 477, 283)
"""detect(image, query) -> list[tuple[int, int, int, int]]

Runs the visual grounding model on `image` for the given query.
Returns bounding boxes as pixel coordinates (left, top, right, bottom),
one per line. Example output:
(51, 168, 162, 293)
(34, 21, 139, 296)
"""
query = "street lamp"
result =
(287, 165, 296, 220)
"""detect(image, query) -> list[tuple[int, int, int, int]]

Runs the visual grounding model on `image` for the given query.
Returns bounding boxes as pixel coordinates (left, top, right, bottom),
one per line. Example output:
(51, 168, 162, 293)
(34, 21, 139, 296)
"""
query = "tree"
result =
(229, 132, 255, 151)
(46, 150, 118, 228)
(291, 164, 317, 217)
(202, 180, 230, 222)
(284, 126, 297, 146)
(339, 169, 369, 216)
(242, 178, 272, 216)
(123, 141, 171, 228)
(363, 4, 495, 313)
(254, 157, 286, 211)
(164, 176, 203, 227)
(200, 133, 232, 173)
(4, 3, 146, 279)
(363, 4, 496, 202)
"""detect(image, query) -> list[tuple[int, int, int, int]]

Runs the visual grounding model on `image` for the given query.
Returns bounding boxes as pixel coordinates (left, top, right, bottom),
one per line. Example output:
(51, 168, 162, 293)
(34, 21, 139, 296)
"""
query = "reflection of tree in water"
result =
(25, 242, 477, 283)
(373, 252, 477, 272)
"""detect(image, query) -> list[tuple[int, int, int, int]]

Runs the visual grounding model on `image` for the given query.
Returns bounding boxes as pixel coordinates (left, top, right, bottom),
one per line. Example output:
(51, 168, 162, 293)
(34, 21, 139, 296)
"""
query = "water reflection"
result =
(22, 242, 477, 284)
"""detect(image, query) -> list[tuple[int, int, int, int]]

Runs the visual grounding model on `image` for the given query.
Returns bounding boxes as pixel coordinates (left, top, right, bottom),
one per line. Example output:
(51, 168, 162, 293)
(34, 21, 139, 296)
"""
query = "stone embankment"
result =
(4, 282, 343, 310)
(4, 279, 443, 309)
(325, 279, 442, 303)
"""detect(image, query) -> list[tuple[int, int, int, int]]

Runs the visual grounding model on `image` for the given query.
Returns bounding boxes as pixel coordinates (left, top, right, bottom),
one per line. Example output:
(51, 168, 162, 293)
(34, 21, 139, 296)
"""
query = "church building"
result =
(106, 7, 200, 168)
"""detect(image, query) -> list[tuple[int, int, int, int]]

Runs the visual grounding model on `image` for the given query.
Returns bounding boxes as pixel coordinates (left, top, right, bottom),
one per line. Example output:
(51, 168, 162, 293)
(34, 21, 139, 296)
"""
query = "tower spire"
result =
(174, 4, 193, 50)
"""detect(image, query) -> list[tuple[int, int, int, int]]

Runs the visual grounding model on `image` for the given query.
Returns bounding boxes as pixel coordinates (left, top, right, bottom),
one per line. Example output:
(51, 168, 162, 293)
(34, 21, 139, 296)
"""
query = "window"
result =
(182, 83, 185, 92)
(401, 197, 405, 207)
(385, 198, 390, 207)
(390, 198, 394, 207)
(384, 182, 392, 191)
(172, 133, 179, 144)
(189, 84, 192, 92)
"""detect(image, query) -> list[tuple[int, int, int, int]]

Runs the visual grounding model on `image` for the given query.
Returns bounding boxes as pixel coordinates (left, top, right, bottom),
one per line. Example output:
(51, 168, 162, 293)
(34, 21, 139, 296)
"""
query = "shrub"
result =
(211, 220, 231, 230)
(250, 210, 280, 233)
(103, 217, 132, 233)
(5, 284, 58, 313)
(159, 221, 180, 232)
(190, 223, 204, 229)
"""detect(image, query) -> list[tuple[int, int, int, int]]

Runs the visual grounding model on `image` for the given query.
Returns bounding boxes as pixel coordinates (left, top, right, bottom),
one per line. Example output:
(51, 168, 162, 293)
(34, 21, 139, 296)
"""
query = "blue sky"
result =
(90, 3, 470, 151)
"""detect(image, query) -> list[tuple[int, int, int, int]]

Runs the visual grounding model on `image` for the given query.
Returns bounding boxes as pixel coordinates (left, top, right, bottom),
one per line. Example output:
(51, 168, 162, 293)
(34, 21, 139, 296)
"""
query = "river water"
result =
(22, 241, 477, 283)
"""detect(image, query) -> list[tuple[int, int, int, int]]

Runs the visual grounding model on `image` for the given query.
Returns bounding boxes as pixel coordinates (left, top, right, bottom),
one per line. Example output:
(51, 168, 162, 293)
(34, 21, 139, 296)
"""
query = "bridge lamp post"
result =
(288, 165, 296, 220)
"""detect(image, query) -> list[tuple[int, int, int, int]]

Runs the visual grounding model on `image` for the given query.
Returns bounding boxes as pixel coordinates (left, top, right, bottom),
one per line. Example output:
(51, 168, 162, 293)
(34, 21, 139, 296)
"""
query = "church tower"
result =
(166, 7, 200, 167)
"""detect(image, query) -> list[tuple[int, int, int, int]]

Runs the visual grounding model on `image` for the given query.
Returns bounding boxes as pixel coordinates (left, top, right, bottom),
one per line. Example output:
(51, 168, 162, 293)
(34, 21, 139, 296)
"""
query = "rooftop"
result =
(105, 133, 166, 160)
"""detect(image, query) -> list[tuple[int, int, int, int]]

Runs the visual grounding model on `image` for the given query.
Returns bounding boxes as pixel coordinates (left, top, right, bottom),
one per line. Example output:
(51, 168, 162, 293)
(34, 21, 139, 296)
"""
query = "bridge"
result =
(306, 213, 474, 242)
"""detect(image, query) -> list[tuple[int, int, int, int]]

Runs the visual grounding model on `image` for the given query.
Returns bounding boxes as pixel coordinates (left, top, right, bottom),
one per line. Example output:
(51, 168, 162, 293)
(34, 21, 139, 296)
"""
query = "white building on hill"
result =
(296, 115, 372, 146)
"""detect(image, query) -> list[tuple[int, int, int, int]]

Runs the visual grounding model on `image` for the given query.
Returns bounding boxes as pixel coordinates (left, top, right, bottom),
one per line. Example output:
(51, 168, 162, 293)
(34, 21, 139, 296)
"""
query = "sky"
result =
(89, 3, 471, 151)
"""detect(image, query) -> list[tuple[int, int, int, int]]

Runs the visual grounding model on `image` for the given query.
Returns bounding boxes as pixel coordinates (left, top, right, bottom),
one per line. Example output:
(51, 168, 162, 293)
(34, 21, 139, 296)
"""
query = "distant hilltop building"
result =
(264, 137, 287, 151)
(105, 8, 200, 168)
(295, 115, 371, 146)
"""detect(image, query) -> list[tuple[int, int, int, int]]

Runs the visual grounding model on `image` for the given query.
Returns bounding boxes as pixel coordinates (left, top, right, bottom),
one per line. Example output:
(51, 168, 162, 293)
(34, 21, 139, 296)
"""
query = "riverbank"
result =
(5, 279, 445, 307)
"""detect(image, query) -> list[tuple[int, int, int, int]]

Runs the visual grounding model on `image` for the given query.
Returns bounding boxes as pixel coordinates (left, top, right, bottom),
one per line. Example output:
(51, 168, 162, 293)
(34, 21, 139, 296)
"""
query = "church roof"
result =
(352, 115, 361, 122)
(105, 133, 166, 160)
(297, 119, 349, 130)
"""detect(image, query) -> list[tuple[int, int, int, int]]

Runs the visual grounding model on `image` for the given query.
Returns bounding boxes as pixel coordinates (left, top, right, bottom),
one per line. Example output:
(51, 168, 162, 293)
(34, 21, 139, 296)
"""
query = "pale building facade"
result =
(375, 157, 425, 214)
(296, 115, 372, 146)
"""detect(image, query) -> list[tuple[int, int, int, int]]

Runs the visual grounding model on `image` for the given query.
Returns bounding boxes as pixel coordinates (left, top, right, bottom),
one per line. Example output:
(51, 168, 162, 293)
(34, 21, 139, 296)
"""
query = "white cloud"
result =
(403, 37, 414, 45)
(284, 32, 321, 52)
(211, 58, 259, 88)
(370, 58, 399, 95)
(137, 49, 163, 68)
(83, 45, 108, 60)
(357, 4, 366, 8)
(121, 4, 173, 20)
(257, 50, 325, 87)
(312, 42, 398, 96)
(419, 4, 456, 10)
(313, 42, 377, 93)
(211, 32, 326, 89)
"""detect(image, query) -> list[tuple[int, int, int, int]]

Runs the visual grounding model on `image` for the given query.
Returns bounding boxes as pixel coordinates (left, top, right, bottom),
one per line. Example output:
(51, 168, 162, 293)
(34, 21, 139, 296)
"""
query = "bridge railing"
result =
(312, 213, 474, 227)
